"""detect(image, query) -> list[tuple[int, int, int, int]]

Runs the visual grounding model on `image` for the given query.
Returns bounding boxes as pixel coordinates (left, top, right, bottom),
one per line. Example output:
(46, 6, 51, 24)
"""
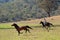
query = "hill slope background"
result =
(0, 15, 60, 28)
(0, 0, 60, 22)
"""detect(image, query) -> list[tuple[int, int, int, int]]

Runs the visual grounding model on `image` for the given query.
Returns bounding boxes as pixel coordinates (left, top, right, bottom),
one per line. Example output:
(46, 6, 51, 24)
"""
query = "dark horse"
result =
(11, 23, 32, 35)
(40, 21, 54, 32)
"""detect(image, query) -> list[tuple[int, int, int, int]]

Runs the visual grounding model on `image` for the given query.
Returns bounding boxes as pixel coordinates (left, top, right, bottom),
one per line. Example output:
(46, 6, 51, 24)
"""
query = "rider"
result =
(43, 18, 47, 25)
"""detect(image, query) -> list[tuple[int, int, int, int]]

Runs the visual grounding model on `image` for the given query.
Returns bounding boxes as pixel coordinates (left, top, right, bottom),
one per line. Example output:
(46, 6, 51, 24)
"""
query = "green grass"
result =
(0, 23, 13, 29)
(0, 27, 60, 40)
(0, 23, 60, 40)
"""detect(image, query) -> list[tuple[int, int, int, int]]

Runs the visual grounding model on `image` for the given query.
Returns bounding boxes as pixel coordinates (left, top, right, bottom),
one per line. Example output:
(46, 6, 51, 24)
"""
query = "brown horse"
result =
(11, 23, 32, 35)
(40, 21, 54, 32)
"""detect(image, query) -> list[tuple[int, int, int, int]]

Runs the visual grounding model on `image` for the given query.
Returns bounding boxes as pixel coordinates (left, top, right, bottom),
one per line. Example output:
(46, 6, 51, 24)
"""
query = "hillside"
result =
(0, 0, 60, 22)
(16, 15, 60, 25)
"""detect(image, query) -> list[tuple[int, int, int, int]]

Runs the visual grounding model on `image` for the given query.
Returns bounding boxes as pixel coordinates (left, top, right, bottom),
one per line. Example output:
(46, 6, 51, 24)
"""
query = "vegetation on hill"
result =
(0, 0, 60, 22)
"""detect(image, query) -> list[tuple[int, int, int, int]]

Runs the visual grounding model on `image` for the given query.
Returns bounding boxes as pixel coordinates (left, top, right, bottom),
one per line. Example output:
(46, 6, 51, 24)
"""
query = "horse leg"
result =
(42, 27, 46, 31)
(27, 29, 31, 33)
(25, 29, 27, 33)
(17, 31, 20, 36)
(46, 26, 49, 32)
(49, 24, 54, 30)
(25, 29, 30, 33)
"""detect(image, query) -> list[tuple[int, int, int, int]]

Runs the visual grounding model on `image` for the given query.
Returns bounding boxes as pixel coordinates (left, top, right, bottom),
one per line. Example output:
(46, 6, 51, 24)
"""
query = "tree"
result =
(37, 0, 58, 17)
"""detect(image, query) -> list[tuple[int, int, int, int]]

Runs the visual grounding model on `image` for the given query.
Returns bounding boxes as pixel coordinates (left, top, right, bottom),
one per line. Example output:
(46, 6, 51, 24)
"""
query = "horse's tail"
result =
(50, 23, 54, 27)
(26, 26, 33, 29)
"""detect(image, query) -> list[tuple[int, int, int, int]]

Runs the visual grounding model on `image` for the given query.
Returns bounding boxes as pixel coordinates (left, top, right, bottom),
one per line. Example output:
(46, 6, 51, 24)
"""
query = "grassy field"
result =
(0, 15, 60, 40)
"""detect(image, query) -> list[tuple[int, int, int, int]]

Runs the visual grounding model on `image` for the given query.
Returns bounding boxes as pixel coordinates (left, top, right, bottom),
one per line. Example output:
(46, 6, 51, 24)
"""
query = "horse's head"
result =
(40, 21, 43, 24)
(11, 23, 17, 26)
